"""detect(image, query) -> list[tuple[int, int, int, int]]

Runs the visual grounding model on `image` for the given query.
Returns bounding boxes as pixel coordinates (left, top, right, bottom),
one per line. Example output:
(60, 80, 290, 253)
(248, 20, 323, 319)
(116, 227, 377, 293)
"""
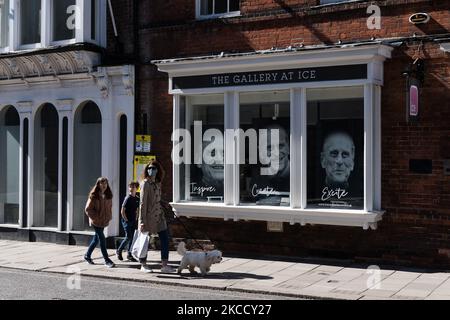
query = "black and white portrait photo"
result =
(248, 121, 290, 206)
(189, 128, 224, 201)
(307, 99, 364, 209)
(321, 132, 355, 189)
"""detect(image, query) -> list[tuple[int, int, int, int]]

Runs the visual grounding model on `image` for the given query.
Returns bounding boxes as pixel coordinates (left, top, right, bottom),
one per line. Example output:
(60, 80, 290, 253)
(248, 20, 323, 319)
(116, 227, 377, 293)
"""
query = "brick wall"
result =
(134, 0, 450, 267)
(106, 0, 136, 60)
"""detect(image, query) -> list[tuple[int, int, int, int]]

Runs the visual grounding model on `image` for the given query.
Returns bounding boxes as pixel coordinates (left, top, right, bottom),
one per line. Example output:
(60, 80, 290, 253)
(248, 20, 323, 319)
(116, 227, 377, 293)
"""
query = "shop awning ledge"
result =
(171, 203, 383, 230)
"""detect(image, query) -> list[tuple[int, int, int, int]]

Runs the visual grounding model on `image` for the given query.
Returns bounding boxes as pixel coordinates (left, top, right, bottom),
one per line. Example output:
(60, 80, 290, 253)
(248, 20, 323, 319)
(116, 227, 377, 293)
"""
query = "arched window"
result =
(0, 106, 20, 225)
(73, 101, 102, 231)
(34, 103, 59, 227)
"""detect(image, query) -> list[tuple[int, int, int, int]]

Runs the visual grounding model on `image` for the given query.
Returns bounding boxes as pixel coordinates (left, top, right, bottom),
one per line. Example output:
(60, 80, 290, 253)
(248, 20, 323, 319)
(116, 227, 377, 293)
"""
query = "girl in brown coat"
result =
(84, 177, 115, 268)
(138, 160, 174, 273)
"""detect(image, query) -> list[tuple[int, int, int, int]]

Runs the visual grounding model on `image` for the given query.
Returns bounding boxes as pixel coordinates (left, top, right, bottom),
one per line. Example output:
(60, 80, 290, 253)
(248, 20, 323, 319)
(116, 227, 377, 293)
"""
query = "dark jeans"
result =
(86, 226, 110, 261)
(159, 229, 170, 261)
(139, 229, 170, 263)
(117, 219, 137, 254)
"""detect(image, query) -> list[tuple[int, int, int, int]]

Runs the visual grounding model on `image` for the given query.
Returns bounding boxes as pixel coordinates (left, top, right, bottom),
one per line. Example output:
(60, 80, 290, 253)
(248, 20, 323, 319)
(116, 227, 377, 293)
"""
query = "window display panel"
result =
(239, 91, 290, 206)
(179, 95, 224, 202)
(307, 87, 364, 210)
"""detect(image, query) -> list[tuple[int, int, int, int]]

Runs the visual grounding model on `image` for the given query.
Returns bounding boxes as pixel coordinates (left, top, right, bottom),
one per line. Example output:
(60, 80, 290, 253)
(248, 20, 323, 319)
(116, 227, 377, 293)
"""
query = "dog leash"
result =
(161, 200, 211, 251)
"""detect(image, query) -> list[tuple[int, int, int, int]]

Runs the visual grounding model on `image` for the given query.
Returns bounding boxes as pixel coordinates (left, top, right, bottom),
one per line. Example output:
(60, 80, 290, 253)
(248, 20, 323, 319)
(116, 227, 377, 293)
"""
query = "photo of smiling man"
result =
(249, 122, 290, 206)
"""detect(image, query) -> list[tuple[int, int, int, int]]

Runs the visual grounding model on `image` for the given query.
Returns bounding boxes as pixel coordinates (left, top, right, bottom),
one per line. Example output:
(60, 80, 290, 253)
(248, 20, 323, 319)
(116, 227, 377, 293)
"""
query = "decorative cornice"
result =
(0, 50, 100, 81)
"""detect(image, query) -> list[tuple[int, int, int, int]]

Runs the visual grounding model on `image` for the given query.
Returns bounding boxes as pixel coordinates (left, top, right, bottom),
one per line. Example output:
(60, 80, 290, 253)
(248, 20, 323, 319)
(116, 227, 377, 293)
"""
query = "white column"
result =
(18, 115, 27, 227)
(67, 109, 74, 231)
(374, 85, 382, 211)
(76, 0, 87, 43)
(172, 95, 180, 203)
(18, 102, 33, 227)
(290, 88, 302, 209)
(8, 0, 16, 51)
(300, 88, 307, 210)
(41, 0, 51, 47)
(364, 84, 374, 212)
(224, 91, 238, 206)
(127, 112, 135, 193)
(102, 94, 118, 237)
(57, 100, 74, 232)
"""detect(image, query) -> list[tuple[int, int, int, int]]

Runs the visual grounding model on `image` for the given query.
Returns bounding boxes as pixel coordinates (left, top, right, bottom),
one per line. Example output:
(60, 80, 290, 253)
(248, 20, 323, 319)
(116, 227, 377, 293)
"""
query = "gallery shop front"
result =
(0, 47, 135, 244)
(154, 43, 392, 233)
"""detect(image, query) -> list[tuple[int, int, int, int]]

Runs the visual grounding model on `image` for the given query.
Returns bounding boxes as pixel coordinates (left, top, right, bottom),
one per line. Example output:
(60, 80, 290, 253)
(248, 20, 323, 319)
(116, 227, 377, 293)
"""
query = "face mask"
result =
(147, 167, 158, 177)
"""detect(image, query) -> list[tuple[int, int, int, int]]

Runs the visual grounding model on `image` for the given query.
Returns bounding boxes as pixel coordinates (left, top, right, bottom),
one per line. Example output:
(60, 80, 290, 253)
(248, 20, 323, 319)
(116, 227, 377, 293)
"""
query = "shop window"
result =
(307, 87, 364, 210)
(73, 101, 102, 231)
(239, 91, 290, 206)
(34, 103, 59, 228)
(198, 0, 240, 18)
(20, 0, 41, 46)
(0, 0, 9, 49)
(178, 94, 224, 203)
(0, 106, 20, 225)
(52, 0, 76, 42)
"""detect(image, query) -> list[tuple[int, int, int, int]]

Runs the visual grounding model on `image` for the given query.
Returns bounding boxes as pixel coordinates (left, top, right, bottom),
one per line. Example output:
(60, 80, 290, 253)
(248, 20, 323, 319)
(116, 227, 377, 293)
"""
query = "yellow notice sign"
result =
(134, 155, 156, 183)
(135, 135, 152, 153)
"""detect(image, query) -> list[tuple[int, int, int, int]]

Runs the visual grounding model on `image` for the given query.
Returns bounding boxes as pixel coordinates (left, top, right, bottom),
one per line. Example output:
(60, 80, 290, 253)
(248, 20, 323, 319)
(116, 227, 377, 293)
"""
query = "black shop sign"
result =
(172, 64, 367, 90)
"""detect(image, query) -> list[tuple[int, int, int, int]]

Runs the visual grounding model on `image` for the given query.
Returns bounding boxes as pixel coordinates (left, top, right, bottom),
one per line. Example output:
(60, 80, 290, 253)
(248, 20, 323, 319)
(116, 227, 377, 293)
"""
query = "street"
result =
(0, 267, 297, 300)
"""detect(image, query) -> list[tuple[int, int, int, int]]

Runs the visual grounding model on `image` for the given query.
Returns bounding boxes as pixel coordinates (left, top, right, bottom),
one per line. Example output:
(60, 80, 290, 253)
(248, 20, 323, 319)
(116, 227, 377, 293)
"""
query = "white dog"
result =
(177, 241, 222, 276)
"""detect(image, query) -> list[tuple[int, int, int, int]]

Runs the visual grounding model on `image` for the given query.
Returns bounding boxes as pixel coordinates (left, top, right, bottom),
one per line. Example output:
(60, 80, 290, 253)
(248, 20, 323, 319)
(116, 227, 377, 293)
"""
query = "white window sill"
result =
(69, 230, 95, 236)
(0, 224, 19, 228)
(28, 227, 59, 232)
(50, 39, 77, 47)
(197, 11, 241, 20)
(171, 202, 383, 230)
(18, 43, 42, 51)
(12, 227, 95, 236)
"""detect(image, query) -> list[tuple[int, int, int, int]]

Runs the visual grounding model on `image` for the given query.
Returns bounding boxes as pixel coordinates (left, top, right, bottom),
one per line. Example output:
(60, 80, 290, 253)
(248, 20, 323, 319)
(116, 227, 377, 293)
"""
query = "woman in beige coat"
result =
(138, 160, 174, 273)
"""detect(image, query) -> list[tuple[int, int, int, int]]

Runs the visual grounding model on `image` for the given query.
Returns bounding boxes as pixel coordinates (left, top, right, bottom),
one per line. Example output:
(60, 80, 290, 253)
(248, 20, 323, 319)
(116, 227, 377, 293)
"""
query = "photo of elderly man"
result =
(320, 132, 355, 189)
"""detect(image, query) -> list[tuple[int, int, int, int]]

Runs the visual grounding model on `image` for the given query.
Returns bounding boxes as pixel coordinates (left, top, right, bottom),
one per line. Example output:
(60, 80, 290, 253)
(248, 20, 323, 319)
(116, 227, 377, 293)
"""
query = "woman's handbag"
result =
(131, 230, 149, 260)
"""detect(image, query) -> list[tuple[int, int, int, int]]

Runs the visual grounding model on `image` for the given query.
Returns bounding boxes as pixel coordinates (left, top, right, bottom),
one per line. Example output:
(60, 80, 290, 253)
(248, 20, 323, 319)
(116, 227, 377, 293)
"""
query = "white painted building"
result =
(0, 0, 134, 241)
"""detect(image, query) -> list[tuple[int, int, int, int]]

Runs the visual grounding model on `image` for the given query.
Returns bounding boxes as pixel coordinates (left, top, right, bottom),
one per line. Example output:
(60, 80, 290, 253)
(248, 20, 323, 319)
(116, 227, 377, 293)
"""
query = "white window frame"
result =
(158, 44, 392, 230)
(196, 0, 241, 20)
(15, 0, 43, 50)
(0, 0, 11, 53)
(4, 0, 106, 52)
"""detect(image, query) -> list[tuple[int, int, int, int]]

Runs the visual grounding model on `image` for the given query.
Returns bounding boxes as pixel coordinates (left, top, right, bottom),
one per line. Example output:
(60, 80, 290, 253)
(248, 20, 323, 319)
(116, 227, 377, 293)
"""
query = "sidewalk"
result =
(1, 239, 450, 300)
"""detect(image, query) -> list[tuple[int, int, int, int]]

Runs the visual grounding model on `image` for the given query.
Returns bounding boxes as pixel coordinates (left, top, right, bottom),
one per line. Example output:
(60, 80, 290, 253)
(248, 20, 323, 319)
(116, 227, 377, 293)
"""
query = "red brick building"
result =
(130, 0, 449, 268)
